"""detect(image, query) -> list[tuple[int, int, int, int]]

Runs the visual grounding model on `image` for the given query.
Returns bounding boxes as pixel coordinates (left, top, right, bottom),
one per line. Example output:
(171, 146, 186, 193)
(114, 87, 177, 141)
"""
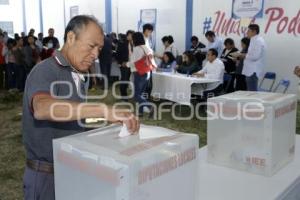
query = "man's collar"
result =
(53, 50, 71, 67)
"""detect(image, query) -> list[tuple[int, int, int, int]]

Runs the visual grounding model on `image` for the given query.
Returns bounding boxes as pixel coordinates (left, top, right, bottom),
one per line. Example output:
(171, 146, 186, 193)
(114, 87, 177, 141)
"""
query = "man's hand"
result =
(105, 108, 140, 134)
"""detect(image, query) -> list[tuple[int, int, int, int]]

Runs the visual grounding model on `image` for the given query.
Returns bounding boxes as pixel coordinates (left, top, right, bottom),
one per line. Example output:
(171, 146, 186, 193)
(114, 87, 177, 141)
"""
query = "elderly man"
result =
(22, 15, 139, 200)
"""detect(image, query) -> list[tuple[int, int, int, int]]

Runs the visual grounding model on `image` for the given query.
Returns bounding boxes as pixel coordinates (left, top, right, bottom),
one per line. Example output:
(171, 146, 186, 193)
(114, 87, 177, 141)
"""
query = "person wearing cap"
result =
(22, 15, 139, 200)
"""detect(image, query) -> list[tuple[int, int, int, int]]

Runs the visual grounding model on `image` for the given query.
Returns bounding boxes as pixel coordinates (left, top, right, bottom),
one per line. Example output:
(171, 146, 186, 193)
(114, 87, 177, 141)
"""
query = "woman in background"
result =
(116, 30, 135, 101)
(24, 35, 40, 75)
(220, 38, 239, 93)
(157, 51, 176, 72)
(234, 37, 250, 91)
(3, 39, 17, 90)
(13, 36, 26, 91)
(130, 32, 157, 117)
(161, 35, 179, 58)
(176, 51, 199, 75)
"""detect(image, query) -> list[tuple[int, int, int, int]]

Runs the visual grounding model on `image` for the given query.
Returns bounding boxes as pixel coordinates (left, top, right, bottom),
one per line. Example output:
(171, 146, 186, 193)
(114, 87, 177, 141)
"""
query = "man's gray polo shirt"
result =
(22, 50, 89, 163)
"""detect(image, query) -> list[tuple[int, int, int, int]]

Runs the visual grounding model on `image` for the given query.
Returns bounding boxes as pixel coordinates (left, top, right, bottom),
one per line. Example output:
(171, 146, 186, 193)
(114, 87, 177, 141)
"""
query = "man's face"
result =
(206, 36, 215, 43)
(28, 36, 35, 45)
(66, 22, 104, 72)
(225, 44, 233, 50)
(163, 54, 169, 63)
(192, 40, 198, 47)
(38, 34, 43, 40)
(127, 33, 132, 41)
(247, 29, 256, 38)
(48, 29, 54, 37)
(207, 51, 216, 63)
(144, 30, 153, 38)
(163, 41, 169, 47)
(17, 39, 23, 47)
(29, 29, 35, 36)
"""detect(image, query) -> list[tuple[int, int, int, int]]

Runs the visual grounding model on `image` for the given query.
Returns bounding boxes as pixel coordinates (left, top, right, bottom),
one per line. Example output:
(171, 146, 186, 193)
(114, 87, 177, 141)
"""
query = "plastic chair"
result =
(273, 79, 290, 94)
(258, 72, 276, 92)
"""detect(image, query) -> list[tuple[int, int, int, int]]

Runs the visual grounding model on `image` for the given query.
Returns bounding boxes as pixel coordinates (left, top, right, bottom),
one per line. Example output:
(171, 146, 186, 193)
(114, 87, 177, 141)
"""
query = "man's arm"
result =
(193, 66, 206, 77)
(32, 94, 139, 133)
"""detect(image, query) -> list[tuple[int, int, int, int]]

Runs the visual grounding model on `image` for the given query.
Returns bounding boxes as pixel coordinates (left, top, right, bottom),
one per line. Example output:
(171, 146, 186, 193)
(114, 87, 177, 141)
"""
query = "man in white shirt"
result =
(35, 33, 44, 52)
(142, 24, 154, 99)
(193, 48, 225, 98)
(201, 31, 224, 58)
(143, 24, 154, 53)
(242, 24, 266, 91)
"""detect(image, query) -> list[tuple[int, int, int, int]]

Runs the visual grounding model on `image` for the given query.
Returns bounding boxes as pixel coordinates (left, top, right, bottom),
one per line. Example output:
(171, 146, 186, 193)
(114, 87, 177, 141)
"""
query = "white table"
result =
(151, 72, 219, 105)
(197, 135, 300, 200)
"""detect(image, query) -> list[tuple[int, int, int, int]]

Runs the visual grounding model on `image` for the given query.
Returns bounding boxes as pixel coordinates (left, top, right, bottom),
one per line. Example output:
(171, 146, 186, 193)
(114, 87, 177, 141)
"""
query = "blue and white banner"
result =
(232, 0, 264, 19)
(138, 9, 157, 50)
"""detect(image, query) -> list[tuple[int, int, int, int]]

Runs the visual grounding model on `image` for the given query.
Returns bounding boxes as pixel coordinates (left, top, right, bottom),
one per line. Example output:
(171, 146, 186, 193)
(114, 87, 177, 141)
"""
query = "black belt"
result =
(26, 160, 54, 174)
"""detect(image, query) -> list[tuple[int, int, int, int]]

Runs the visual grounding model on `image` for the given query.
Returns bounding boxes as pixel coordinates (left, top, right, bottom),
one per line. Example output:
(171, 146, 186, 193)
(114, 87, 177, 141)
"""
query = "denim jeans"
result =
(134, 72, 151, 114)
(246, 73, 258, 91)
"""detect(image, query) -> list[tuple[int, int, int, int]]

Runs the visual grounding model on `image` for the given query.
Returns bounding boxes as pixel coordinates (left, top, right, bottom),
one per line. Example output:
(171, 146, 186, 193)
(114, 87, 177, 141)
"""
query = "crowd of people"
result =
(0, 23, 288, 116)
(0, 28, 60, 91)
(110, 23, 267, 115)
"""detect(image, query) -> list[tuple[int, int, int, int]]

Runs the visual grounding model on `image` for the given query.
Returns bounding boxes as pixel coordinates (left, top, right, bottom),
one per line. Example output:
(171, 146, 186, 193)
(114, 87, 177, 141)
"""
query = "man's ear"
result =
(66, 31, 76, 45)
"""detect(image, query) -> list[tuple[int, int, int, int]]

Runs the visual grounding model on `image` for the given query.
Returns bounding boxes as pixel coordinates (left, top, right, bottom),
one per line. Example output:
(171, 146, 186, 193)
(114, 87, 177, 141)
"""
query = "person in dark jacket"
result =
(116, 30, 135, 101)
(220, 38, 239, 93)
(23, 35, 40, 74)
(234, 37, 250, 91)
(12, 36, 26, 91)
(190, 36, 206, 67)
(98, 36, 113, 89)
(177, 51, 200, 75)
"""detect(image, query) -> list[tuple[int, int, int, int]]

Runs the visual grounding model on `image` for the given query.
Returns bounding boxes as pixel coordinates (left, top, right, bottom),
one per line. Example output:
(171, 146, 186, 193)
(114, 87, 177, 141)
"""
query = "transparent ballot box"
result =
(53, 124, 199, 200)
(207, 91, 297, 176)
